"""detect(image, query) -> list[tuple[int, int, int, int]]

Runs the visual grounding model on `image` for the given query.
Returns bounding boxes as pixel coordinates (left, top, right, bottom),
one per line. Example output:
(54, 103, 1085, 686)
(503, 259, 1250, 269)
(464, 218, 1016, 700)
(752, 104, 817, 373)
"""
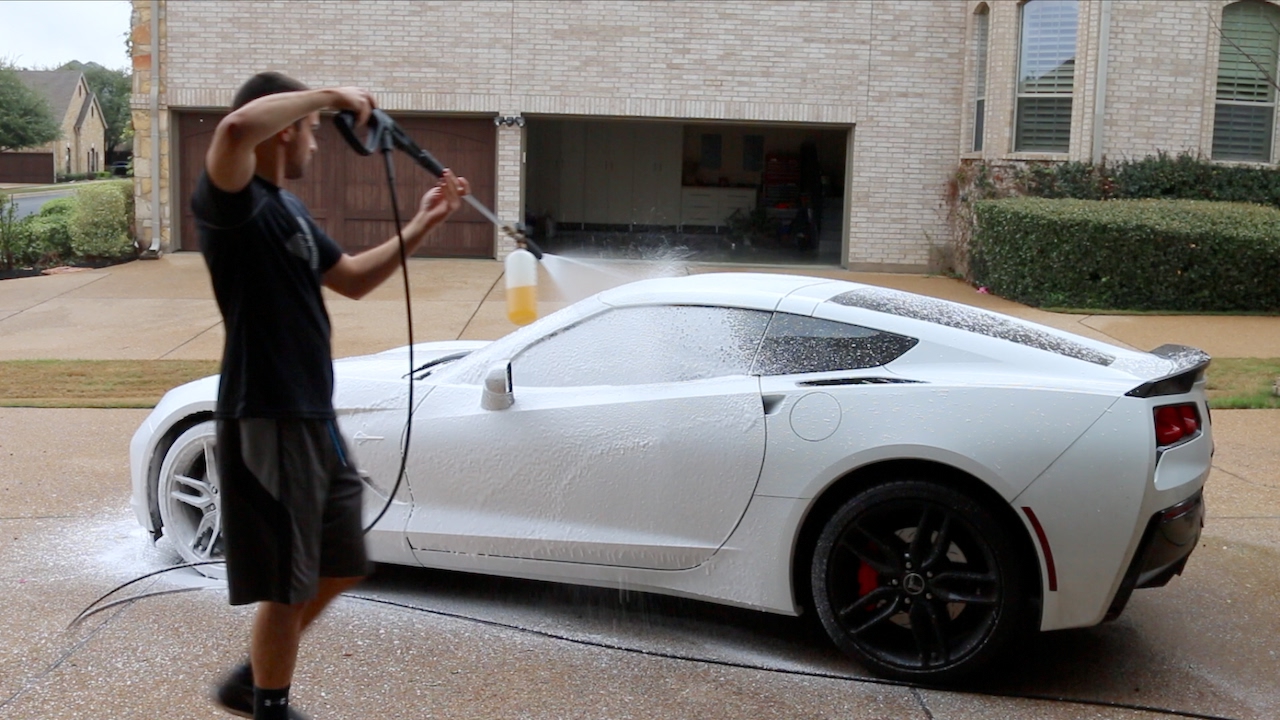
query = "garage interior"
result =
(524, 119, 849, 266)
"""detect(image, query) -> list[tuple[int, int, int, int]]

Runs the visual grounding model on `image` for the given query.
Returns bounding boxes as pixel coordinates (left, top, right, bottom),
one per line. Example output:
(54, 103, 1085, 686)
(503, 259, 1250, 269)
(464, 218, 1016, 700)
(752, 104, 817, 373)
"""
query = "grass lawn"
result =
(0, 179, 121, 196)
(0, 358, 1275, 409)
(0, 360, 219, 408)
(1205, 358, 1280, 409)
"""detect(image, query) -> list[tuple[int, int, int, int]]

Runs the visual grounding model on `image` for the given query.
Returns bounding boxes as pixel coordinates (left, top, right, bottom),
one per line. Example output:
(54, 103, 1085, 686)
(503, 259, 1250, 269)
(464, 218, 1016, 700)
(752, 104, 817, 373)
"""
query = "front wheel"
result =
(811, 480, 1025, 683)
(156, 421, 225, 578)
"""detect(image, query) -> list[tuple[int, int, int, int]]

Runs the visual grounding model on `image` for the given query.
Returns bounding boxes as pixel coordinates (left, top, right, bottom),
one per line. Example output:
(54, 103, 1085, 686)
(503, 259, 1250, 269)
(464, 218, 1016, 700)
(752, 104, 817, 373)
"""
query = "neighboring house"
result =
(127, 0, 1280, 270)
(0, 71, 107, 183)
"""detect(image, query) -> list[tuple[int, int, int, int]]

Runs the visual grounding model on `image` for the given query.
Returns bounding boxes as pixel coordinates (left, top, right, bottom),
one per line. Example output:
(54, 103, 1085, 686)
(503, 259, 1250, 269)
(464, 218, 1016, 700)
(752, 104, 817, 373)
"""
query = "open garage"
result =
(523, 118, 849, 265)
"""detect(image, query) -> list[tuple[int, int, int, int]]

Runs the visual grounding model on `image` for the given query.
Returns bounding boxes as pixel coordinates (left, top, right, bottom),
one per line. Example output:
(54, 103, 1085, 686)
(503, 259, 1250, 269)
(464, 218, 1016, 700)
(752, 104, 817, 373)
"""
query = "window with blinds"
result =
(973, 5, 990, 152)
(1213, 1, 1280, 162)
(1015, 0, 1078, 153)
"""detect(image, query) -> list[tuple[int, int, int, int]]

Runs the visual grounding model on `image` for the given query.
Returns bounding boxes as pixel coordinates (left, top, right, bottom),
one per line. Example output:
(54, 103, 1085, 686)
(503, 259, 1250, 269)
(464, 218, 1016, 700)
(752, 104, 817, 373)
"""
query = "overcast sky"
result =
(1, 1, 133, 70)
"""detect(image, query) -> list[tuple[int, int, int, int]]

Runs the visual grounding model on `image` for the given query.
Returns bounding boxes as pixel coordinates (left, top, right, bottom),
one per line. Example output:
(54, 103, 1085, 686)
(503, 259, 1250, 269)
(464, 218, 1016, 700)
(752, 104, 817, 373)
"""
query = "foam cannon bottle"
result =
(505, 246, 539, 325)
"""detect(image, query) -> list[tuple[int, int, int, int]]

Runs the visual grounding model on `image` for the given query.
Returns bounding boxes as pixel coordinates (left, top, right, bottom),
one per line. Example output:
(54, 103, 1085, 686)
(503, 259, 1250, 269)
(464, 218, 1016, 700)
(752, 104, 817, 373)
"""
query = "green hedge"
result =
(69, 180, 136, 261)
(1022, 152, 1280, 205)
(972, 197, 1280, 312)
(56, 172, 113, 183)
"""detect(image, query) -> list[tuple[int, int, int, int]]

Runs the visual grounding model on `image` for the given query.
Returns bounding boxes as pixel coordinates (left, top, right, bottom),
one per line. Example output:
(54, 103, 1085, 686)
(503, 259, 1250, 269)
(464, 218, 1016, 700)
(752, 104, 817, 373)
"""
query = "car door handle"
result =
(762, 394, 786, 415)
(352, 432, 384, 444)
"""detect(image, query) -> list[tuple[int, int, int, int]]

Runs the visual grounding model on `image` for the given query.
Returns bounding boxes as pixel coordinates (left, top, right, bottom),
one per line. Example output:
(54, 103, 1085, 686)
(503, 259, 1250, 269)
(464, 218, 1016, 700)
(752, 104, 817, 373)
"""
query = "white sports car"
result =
(129, 272, 1211, 683)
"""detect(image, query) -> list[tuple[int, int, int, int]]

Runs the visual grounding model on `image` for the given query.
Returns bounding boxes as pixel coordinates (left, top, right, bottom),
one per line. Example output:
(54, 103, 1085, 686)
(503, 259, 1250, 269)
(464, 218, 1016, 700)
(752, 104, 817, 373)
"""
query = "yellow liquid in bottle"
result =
(507, 284, 538, 325)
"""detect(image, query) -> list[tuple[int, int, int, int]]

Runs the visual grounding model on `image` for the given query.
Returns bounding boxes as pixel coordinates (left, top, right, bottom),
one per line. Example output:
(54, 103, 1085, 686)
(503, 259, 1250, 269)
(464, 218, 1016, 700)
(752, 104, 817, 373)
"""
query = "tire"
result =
(811, 479, 1025, 683)
(156, 421, 226, 578)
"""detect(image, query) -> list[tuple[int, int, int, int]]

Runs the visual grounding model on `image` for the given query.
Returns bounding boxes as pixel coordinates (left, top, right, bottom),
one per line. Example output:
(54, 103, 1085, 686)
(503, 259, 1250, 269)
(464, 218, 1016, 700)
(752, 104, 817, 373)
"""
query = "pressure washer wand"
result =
(334, 110, 542, 258)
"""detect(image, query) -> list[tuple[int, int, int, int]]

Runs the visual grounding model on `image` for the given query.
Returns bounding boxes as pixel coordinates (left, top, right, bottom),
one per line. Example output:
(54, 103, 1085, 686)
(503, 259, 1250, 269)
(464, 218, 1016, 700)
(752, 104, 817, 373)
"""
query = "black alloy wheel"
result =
(811, 480, 1026, 683)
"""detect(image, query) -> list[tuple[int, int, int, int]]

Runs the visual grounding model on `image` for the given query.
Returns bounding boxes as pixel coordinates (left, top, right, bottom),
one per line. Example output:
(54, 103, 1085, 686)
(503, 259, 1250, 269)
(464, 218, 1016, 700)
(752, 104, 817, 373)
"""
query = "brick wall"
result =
(132, 0, 1269, 269)
(1103, 0, 1218, 159)
(138, 0, 955, 268)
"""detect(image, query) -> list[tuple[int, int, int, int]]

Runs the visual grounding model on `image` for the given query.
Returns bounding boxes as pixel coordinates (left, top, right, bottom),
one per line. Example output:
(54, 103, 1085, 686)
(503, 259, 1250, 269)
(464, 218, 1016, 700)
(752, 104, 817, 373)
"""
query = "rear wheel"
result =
(156, 421, 225, 578)
(811, 480, 1024, 683)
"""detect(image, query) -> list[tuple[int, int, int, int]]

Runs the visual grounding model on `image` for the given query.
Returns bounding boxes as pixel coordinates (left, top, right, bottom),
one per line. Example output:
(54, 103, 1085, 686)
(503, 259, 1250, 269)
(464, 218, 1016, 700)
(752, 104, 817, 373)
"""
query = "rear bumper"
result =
(1105, 490, 1204, 620)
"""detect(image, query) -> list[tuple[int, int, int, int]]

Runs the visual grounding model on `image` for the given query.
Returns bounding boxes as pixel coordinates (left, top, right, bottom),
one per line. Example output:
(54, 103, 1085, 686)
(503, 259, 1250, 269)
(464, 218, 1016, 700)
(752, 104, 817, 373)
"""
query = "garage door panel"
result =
(177, 112, 495, 258)
(341, 219, 491, 257)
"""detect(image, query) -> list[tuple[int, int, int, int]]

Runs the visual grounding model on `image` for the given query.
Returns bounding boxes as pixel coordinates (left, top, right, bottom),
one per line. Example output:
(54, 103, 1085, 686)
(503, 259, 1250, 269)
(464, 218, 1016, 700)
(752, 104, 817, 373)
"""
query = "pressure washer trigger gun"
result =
(334, 109, 447, 177)
(334, 109, 389, 156)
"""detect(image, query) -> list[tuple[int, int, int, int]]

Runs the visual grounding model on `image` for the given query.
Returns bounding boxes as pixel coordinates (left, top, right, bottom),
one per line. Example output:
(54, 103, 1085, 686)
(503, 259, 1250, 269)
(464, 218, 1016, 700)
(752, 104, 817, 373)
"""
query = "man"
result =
(192, 72, 470, 720)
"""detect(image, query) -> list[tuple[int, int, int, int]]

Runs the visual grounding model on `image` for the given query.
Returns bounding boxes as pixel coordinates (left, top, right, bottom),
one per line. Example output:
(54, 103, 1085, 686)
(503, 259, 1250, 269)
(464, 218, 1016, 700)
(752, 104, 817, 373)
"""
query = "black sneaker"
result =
(211, 662, 312, 720)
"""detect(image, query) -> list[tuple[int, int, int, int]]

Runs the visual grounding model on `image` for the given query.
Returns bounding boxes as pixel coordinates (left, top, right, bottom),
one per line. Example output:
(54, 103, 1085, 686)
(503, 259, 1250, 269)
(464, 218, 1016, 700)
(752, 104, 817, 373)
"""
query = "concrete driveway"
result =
(0, 255, 1277, 719)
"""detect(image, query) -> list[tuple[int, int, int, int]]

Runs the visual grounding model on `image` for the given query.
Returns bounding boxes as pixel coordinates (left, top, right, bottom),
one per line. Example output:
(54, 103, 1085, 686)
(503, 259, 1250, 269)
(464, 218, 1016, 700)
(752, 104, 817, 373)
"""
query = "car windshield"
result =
(444, 298, 609, 385)
(829, 288, 1115, 366)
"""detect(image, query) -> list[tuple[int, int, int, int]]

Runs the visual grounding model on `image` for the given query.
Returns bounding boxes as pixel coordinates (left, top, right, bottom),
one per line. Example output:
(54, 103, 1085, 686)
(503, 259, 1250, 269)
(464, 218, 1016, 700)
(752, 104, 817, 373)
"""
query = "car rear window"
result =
(751, 313, 918, 375)
(829, 288, 1115, 366)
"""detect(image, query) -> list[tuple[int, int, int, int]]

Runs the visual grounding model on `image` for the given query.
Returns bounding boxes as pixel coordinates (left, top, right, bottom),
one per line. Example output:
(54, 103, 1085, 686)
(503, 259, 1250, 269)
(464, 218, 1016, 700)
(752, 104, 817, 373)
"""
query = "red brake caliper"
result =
(857, 561, 880, 598)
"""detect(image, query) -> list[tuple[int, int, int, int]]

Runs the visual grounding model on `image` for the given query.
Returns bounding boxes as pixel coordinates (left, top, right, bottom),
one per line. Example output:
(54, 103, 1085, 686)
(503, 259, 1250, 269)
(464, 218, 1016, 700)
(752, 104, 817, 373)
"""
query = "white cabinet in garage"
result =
(537, 120, 682, 226)
(584, 123, 635, 224)
(630, 124, 683, 224)
(680, 187, 757, 227)
(557, 121, 586, 223)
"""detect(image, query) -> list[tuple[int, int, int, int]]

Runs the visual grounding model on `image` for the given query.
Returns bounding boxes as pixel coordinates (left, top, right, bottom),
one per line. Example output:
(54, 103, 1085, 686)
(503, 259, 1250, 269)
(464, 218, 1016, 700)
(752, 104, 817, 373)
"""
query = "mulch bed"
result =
(0, 258, 134, 281)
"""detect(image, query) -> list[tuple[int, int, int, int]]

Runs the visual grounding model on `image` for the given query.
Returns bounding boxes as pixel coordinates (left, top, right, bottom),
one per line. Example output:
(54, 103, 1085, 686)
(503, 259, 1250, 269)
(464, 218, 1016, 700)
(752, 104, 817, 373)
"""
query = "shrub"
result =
(26, 210, 74, 263)
(1, 224, 39, 268)
(972, 197, 1280, 312)
(997, 151, 1280, 206)
(39, 196, 75, 217)
(69, 180, 136, 261)
(0, 193, 21, 269)
(56, 172, 100, 183)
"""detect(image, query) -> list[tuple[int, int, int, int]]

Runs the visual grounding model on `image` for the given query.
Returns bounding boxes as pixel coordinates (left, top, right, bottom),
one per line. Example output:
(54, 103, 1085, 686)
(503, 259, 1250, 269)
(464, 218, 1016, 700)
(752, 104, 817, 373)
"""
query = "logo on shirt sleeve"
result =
(285, 219, 319, 272)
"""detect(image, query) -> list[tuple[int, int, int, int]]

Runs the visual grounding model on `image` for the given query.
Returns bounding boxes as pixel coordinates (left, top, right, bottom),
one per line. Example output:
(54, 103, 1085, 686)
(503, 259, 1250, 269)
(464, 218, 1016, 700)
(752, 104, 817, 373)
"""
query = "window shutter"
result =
(1016, 0, 1078, 153)
(1213, 1, 1280, 161)
(973, 7, 990, 152)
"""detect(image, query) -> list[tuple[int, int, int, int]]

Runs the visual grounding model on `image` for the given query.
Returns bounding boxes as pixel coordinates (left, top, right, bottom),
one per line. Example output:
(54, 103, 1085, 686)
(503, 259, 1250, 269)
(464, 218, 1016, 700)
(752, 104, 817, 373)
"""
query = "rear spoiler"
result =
(1125, 344, 1212, 398)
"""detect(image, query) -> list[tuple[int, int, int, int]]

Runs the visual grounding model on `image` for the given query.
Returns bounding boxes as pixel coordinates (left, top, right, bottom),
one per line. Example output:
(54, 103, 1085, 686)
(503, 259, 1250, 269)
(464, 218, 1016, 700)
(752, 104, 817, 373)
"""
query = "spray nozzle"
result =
(501, 224, 543, 260)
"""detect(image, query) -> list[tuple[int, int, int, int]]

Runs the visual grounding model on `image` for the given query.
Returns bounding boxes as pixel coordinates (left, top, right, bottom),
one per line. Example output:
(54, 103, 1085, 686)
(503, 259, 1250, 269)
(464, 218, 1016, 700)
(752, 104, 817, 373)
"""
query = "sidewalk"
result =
(0, 252, 1277, 361)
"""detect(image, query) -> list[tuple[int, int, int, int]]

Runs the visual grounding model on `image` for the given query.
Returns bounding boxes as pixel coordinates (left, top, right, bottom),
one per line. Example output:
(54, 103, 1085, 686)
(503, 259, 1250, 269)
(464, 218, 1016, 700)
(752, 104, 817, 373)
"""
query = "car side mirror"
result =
(481, 361, 514, 410)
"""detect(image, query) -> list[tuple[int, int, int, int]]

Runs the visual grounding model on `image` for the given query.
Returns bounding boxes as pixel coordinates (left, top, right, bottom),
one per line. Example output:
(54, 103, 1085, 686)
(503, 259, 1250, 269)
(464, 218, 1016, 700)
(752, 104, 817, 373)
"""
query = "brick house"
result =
(128, 0, 1280, 270)
(0, 71, 107, 183)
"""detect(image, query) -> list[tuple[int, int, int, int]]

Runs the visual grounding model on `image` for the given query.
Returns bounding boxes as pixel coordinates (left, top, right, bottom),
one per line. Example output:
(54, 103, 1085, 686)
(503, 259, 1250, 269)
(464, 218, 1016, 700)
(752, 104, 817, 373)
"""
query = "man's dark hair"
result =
(232, 72, 309, 110)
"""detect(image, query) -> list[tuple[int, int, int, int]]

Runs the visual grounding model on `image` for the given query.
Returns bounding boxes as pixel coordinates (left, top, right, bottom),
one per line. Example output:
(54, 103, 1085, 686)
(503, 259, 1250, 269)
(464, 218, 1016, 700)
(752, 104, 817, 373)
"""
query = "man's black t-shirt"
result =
(192, 172, 343, 419)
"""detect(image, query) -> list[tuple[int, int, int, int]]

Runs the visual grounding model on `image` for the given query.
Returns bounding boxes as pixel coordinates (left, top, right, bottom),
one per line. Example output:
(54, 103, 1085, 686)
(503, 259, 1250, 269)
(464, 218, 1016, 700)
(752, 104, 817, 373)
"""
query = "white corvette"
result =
(129, 273, 1211, 682)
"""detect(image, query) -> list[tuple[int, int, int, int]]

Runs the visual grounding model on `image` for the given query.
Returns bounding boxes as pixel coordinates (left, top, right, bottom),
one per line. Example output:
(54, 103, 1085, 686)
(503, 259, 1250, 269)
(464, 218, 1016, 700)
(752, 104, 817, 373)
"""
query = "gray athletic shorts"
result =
(216, 418, 370, 606)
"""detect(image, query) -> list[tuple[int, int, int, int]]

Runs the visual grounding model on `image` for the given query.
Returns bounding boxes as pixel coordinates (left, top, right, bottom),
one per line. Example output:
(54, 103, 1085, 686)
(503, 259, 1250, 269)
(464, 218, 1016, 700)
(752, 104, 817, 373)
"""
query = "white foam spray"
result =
(538, 247, 693, 304)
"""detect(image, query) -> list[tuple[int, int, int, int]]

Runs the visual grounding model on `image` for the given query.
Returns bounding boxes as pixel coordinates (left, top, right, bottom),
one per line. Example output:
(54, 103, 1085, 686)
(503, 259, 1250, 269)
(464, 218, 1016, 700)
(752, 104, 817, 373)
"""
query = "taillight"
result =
(1154, 403, 1200, 448)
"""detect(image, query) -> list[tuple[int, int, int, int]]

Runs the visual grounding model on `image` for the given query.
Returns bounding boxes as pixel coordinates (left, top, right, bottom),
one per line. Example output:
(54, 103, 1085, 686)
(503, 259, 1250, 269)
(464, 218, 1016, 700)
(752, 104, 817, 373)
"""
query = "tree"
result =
(0, 63, 60, 152)
(59, 61, 132, 162)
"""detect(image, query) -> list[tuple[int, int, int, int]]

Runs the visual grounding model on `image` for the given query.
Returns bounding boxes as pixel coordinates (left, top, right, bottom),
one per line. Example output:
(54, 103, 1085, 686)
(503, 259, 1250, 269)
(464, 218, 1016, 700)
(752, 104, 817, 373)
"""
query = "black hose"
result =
(361, 139, 413, 535)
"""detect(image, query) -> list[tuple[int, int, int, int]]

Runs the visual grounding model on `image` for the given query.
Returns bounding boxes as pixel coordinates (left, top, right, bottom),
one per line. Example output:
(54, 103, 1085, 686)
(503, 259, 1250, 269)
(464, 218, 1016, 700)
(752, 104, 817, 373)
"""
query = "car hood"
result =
(334, 340, 490, 382)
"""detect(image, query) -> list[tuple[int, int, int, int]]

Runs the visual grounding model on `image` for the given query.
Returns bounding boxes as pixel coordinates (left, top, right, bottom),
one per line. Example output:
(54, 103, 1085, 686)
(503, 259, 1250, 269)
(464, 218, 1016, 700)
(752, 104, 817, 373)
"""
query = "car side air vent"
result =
(798, 377, 924, 387)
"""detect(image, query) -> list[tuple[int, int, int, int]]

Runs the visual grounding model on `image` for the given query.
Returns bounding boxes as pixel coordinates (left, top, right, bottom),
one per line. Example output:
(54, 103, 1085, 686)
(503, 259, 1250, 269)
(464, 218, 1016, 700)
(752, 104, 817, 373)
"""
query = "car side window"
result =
(752, 313, 918, 376)
(513, 305, 771, 387)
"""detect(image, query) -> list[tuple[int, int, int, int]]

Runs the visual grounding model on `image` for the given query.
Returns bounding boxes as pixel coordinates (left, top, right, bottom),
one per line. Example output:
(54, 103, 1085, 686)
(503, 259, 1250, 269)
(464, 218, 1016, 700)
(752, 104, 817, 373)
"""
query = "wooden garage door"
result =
(0, 152, 54, 184)
(177, 112, 496, 256)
